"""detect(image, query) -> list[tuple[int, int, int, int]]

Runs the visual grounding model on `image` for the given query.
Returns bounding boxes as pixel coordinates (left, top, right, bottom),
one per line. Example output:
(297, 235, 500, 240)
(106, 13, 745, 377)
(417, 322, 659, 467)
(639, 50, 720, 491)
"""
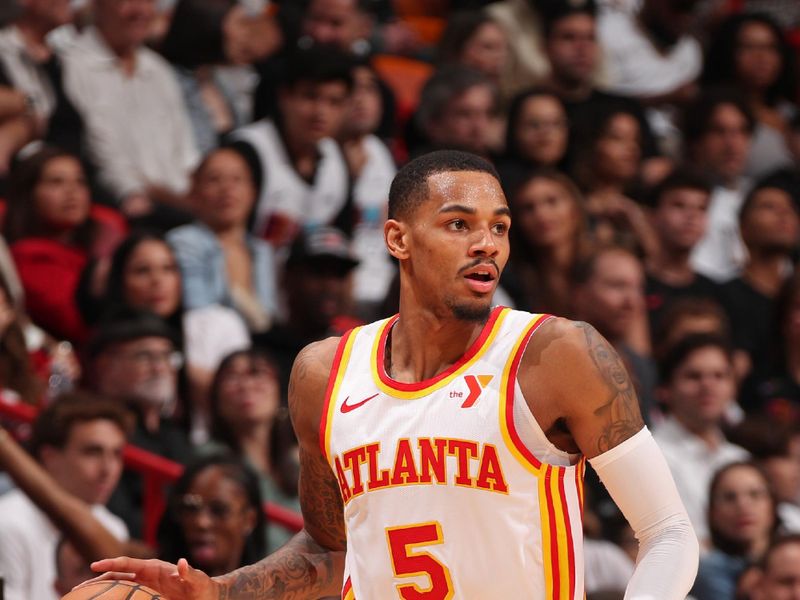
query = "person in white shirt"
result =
(59, 0, 199, 219)
(654, 332, 750, 546)
(684, 88, 755, 283)
(0, 392, 130, 600)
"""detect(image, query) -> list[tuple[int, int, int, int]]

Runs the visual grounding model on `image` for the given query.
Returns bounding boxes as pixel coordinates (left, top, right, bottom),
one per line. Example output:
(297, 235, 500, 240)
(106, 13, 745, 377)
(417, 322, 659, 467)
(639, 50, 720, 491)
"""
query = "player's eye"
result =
(492, 222, 508, 235)
(447, 219, 467, 231)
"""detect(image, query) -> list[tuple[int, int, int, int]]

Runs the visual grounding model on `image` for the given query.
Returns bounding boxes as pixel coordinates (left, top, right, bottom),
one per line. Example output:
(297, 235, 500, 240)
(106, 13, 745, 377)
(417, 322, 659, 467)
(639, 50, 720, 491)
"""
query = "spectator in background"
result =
(654, 334, 749, 545)
(168, 147, 278, 333)
(208, 349, 299, 551)
(157, 453, 267, 577)
(4, 146, 123, 343)
(572, 245, 656, 420)
(597, 0, 702, 149)
(503, 169, 589, 316)
(158, 0, 249, 156)
(0, 274, 43, 404)
(496, 89, 569, 192)
(692, 462, 780, 600)
(539, 0, 664, 173)
(485, 0, 547, 98)
(571, 103, 658, 257)
(411, 66, 499, 160)
(229, 45, 353, 248)
(720, 172, 800, 382)
(747, 271, 800, 420)
(644, 169, 719, 337)
(82, 231, 250, 442)
(86, 308, 194, 537)
(0, 0, 83, 175)
(751, 535, 800, 600)
(702, 12, 797, 179)
(436, 11, 509, 95)
(0, 393, 130, 600)
(337, 61, 396, 319)
(298, 0, 375, 55)
(60, 0, 200, 223)
(685, 88, 755, 282)
(253, 226, 359, 396)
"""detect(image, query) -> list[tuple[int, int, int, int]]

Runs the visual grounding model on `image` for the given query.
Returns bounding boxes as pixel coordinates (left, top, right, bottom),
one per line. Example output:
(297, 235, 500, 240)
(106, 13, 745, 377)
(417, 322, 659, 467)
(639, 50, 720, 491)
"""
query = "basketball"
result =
(61, 580, 164, 599)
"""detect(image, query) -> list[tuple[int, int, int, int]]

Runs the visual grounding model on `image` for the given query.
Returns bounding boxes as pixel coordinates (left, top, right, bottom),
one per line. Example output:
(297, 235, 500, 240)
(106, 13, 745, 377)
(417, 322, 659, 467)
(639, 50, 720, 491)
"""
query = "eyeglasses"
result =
(113, 350, 184, 370)
(174, 494, 242, 522)
(220, 366, 277, 386)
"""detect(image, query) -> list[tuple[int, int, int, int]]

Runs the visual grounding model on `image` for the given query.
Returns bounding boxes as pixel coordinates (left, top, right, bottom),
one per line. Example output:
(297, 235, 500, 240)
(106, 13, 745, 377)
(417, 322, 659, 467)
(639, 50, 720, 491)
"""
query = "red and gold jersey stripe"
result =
(342, 576, 355, 600)
(370, 306, 510, 399)
(498, 313, 553, 474)
(319, 327, 361, 463)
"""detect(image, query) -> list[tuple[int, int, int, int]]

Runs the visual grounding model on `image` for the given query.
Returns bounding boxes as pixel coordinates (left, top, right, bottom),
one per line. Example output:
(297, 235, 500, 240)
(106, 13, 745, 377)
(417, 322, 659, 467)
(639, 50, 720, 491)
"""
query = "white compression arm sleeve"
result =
(589, 427, 699, 600)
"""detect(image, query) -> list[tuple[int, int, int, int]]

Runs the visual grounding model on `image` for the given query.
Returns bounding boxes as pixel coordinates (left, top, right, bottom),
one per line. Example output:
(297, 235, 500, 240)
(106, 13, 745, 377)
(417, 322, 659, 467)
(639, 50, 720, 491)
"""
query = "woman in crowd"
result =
(4, 146, 124, 343)
(83, 230, 250, 441)
(497, 88, 569, 193)
(437, 10, 509, 91)
(571, 102, 657, 257)
(208, 348, 300, 551)
(692, 461, 781, 600)
(158, 453, 267, 576)
(702, 12, 797, 178)
(502, 169, 589, 316)
(168, 147, 278, 333)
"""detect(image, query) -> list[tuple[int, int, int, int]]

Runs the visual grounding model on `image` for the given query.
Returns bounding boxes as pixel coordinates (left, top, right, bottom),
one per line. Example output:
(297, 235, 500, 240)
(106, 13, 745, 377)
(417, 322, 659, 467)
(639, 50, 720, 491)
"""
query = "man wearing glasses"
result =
(87, 308, 195, 538)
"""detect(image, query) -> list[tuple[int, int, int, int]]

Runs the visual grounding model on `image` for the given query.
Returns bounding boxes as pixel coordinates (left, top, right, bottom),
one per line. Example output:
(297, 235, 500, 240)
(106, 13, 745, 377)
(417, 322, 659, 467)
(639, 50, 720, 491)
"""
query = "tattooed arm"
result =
(519, 317, 645, 458)
(521, 319, 698, 598)
(89, 338, 346, 600)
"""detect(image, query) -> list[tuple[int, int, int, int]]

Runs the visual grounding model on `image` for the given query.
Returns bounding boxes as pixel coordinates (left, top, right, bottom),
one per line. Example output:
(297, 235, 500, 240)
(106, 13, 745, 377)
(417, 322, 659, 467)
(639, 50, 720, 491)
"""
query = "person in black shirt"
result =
(721, 171, 800, 382)
(644, 169, 720, 337)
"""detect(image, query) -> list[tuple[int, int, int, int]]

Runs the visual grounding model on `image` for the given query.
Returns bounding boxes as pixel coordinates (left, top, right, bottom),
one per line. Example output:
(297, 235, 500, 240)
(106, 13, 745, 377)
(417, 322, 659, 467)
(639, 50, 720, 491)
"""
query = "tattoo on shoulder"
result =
(573, 321, 644, 454)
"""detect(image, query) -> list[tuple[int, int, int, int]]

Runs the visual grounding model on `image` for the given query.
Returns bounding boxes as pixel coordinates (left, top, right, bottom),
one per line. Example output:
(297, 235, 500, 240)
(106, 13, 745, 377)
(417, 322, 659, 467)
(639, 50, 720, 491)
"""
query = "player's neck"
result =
(387, 306, 488, 383)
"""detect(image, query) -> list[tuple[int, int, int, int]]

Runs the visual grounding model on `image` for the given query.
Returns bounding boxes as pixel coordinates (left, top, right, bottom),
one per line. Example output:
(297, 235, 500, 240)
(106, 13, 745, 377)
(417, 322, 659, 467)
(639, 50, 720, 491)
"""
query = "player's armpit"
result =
(522, 318, 645, 459)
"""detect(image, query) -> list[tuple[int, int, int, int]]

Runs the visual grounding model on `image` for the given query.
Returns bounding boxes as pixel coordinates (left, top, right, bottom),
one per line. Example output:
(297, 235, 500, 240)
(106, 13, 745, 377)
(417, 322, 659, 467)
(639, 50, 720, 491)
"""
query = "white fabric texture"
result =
(0, 489, 127, 600)
(59, 27, 200, 200)
(653, 416, 750, 543)
(590, 427, 699, 600)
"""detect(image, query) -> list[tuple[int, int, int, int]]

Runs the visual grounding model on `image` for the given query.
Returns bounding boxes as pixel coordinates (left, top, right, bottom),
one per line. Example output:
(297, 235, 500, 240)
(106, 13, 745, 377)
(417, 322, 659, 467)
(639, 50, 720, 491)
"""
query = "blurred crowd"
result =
(0, 0, 798, 598)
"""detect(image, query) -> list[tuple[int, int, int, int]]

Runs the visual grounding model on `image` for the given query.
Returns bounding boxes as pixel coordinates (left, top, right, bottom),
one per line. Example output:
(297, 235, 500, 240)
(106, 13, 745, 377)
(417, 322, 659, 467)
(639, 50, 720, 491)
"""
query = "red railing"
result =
(0, 400, 304, 546)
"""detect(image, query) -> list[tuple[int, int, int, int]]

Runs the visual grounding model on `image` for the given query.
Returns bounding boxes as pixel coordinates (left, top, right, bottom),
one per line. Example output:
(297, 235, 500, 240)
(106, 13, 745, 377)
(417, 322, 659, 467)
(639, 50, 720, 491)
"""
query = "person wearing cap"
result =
(252, 226, 360, 397)
(86, 307, 195, 538)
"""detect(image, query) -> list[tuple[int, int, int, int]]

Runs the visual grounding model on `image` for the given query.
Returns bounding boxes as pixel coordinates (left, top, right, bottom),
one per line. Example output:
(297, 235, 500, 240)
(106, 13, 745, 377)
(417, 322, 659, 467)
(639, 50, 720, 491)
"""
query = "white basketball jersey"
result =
(321, 307, 586, 599)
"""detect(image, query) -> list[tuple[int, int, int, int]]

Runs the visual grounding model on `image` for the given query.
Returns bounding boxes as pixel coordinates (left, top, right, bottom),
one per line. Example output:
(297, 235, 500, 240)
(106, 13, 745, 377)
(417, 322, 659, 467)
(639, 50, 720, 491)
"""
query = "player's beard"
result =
(445, 296, 492, 323)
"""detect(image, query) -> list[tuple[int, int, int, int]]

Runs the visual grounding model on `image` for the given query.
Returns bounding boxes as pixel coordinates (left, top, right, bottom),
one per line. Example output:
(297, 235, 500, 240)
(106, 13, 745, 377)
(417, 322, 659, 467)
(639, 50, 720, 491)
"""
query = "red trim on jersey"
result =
(319, 329, 355, 457)
(558, 467, 576, 600)
(374, 306, 504, 392)
(342, 576, 354, 600)
(503, 314, 554, 470)
(576, 458, 585, 521)
(544, 466, 561, 598)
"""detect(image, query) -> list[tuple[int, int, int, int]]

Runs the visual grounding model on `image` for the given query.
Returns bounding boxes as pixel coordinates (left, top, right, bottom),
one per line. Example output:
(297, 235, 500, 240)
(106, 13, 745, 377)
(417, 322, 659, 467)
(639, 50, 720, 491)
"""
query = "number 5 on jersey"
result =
(385, 522, 455, 599)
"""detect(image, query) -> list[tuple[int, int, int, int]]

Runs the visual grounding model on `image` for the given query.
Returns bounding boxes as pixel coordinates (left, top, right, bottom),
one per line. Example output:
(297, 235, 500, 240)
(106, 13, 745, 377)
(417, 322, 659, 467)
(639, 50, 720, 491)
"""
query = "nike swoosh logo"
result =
(341, 393, 379, 413)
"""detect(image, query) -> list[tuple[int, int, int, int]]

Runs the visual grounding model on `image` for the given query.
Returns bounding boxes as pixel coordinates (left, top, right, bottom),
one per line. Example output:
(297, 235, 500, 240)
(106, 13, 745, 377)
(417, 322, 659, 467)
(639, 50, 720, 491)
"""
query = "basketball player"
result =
(90, 151, 699, 598)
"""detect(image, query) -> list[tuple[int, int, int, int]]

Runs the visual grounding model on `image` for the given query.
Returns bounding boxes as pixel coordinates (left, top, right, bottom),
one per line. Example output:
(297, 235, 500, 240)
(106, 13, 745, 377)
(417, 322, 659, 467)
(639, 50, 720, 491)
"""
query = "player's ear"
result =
(385, 219, 410, 260)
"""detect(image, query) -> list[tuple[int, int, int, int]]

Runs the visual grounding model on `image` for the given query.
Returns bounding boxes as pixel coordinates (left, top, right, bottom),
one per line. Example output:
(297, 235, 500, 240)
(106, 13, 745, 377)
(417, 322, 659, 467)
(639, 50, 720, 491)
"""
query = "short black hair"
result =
(281, 44, 354, 91)
(387, 150, 501, 220)
(539, 0, 597, 38)
(739, 168, 800, 225)
(658, 332, 733, 384)
(682, 87, 755, 147)
(646, 167, 712, 209)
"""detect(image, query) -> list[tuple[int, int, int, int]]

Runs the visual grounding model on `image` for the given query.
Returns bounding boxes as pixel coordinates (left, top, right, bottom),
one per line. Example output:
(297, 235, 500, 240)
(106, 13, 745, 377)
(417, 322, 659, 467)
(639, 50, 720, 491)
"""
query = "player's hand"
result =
(83, 557, 221, 600)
